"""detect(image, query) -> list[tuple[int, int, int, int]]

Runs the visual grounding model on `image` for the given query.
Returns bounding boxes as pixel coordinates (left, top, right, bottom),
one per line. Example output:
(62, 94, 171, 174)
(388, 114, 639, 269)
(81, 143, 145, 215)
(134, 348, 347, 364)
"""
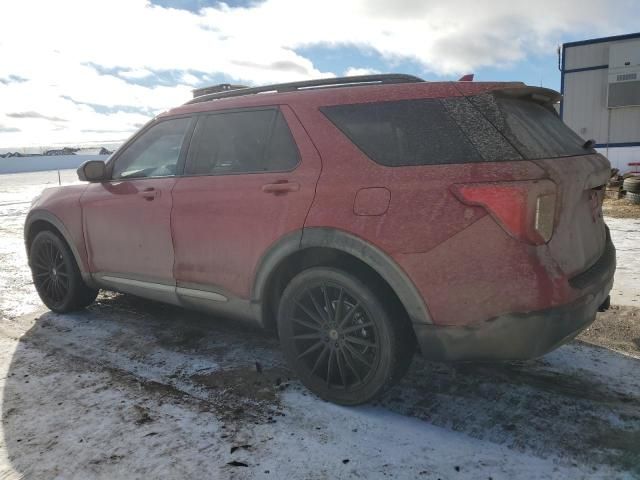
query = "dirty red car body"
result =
(25, 75, 615, 404)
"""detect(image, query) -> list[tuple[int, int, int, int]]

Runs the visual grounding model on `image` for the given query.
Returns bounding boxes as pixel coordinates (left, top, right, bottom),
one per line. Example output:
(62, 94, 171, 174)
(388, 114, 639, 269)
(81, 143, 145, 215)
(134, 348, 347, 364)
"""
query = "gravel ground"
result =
(1, 170, 639, 479)
(603, 197, 640, 219)
(580, 306, 640, 358)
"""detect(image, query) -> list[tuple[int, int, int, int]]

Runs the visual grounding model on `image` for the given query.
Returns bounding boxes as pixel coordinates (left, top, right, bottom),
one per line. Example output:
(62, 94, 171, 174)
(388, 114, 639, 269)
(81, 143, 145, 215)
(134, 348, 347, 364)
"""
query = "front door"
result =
(81, 116, 193, 298)
(171, 106, 321, 300)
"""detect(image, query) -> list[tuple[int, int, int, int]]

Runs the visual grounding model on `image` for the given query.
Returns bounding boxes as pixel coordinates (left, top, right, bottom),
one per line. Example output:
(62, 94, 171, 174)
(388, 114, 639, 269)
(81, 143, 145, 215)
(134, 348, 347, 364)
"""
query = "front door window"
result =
(112, 117, 191, 179)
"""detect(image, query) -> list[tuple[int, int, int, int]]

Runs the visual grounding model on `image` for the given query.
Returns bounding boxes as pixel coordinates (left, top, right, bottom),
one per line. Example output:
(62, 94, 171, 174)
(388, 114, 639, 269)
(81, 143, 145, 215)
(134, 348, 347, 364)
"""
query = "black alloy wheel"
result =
(29, 230, 98, 312)
(32, 235, 70, 305)
(292, 282, 380, 389)
(278, 267, 413, 405)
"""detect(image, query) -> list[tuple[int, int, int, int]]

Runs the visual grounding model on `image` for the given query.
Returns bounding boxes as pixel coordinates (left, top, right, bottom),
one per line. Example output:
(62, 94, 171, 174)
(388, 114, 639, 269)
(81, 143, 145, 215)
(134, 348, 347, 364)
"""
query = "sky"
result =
(0, 0, 638, 151)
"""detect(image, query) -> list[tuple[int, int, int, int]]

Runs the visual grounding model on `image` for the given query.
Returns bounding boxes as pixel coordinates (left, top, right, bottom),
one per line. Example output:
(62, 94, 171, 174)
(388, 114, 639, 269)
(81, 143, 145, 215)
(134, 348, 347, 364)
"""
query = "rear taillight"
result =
(452, 180, 557, 245)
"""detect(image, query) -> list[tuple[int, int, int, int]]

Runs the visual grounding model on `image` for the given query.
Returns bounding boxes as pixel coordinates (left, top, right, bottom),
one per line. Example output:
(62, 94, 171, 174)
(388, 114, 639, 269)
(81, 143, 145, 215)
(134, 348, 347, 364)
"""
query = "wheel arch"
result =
(252, 227, 433, 330)
(24, 210, 91, 283)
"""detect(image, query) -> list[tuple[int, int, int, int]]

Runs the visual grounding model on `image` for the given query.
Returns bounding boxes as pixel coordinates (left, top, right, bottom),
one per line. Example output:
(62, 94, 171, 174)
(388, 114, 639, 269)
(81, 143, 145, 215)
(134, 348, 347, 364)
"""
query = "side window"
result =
(112, 117, 191, 180)
(321, 99, 482, 166)
(185, 109, 299, 175)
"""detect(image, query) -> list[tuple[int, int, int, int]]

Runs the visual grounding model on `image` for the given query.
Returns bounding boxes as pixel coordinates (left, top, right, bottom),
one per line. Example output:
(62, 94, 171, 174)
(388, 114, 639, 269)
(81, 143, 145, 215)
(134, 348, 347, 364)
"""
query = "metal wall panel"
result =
(563, 69, 609, 141)
(596, 146, 640, 171)
(609, 41, 640, 68)
(563, 38, 640, 172)
(565, 43, 608, 70)
(609, 108, 640, 143)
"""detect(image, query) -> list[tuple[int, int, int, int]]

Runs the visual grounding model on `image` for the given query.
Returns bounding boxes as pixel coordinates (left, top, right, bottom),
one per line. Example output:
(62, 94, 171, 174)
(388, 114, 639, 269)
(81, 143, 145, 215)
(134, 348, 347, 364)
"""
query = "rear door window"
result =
(321, 99, 482, 166)
(185, 108, 300, 175)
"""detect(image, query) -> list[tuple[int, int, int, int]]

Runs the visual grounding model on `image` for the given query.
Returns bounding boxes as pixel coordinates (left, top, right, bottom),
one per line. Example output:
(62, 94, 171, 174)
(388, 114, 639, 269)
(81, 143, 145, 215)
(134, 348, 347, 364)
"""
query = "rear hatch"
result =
(461, 86, 610, 277)
(535, 155, 609, 277)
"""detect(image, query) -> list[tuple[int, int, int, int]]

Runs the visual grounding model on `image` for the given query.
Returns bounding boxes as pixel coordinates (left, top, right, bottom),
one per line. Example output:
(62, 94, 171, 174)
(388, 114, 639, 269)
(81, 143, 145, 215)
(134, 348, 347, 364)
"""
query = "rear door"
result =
(81, 116, 194, 299)
(171, 105, 321, 300)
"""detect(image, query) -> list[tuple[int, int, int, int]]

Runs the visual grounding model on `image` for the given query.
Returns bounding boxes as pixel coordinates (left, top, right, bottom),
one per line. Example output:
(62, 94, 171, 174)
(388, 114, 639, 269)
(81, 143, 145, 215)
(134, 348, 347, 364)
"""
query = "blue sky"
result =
(0, 0, 637, 150)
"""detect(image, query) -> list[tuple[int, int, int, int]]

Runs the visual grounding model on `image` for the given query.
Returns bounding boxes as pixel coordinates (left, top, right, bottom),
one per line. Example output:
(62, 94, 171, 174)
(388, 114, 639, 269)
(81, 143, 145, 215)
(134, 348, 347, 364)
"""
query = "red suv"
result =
(25, 74, 615, 405)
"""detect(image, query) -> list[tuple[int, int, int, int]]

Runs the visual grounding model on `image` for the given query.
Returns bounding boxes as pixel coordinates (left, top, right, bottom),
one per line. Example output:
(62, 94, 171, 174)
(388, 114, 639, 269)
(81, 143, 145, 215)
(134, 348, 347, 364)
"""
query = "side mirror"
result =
(77, 160, 107, 182)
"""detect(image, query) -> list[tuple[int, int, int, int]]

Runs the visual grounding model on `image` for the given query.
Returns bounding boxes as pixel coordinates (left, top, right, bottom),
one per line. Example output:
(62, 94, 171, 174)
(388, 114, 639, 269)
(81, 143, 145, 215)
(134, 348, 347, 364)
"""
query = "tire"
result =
(29, 230, 98, 313)
(627, 191, 640, 205)
(277, 267, 414, 405)
(623, 176, 640, 193)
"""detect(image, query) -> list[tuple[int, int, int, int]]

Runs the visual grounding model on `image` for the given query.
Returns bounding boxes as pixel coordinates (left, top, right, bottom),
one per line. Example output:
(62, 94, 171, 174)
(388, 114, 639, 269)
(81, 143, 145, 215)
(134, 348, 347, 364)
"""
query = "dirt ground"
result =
(603, 196, 640, 219)
(1, 170, 639, 479)
(580, 306, 640, 357)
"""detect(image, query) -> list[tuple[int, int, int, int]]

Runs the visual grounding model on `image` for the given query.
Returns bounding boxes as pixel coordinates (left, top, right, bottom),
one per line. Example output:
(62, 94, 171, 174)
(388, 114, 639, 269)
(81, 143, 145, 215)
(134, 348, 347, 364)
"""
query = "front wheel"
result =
(277, 267, 413, 405)
(29, 230, 98, 313)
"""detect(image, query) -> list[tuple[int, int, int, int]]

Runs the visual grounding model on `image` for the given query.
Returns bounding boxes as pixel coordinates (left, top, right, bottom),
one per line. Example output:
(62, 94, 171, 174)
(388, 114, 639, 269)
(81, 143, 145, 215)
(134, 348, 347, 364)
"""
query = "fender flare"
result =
(252, 227, 432, 325)
(24, 209, 91, 282)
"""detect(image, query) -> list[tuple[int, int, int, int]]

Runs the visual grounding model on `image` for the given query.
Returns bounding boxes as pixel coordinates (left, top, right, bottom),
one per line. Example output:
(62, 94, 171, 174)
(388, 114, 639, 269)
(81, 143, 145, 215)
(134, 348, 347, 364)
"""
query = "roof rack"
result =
(186, 73, 424, 104)
(192, 83, 249, 98)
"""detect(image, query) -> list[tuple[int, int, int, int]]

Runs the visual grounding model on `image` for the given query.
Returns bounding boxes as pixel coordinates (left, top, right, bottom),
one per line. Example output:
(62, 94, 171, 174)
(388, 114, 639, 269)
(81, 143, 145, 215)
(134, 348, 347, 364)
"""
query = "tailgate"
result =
(535, 154, 610, 277)
(459, 87, 612, 279)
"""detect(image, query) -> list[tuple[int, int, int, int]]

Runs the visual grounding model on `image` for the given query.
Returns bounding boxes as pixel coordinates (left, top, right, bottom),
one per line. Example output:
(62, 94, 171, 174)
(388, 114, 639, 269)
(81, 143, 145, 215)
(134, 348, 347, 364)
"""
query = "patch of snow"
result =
(606, 217, 640, 306)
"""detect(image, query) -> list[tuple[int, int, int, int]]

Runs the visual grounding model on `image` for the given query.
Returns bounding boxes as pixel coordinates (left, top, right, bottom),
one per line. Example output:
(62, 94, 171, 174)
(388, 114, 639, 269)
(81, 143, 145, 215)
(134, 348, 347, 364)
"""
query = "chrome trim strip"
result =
(100, 275, 175, 292)
(176, 287, 227, 302)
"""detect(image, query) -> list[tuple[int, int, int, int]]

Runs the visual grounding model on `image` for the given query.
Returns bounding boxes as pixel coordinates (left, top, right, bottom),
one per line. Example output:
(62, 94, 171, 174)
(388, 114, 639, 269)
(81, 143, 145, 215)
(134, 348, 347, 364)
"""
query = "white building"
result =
(561, 32, 640, 173)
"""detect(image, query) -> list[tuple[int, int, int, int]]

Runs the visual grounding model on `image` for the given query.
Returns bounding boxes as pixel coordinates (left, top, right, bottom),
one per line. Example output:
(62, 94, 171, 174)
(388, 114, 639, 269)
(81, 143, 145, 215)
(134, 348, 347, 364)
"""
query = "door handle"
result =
(139, 187, 160, 201)
(262, 181, 300, 194)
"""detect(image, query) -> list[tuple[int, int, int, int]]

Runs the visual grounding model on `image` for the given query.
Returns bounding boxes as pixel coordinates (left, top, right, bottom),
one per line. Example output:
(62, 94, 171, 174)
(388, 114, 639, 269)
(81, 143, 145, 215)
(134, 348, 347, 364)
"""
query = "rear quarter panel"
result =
(294, 102, 548, 255)
(292, 97, 574, 327)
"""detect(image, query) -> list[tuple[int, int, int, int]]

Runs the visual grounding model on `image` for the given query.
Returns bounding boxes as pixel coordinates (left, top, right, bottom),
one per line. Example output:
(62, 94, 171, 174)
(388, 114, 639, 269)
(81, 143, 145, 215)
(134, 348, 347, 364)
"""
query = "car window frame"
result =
(105, 114, 197, 182)
(182, 106, 301, 178)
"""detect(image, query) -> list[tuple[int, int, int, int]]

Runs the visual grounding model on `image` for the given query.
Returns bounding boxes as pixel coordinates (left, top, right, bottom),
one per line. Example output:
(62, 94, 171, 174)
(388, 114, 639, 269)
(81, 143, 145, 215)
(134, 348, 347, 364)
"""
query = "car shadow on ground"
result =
(3, 292, 640, 476)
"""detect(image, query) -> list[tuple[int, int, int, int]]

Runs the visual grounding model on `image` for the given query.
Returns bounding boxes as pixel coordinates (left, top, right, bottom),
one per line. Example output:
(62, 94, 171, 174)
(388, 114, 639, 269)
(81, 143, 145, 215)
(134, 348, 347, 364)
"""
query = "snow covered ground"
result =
(608, 217, 640, 306)
(0, 154, 109, 174)
(0, 171, 639, 479)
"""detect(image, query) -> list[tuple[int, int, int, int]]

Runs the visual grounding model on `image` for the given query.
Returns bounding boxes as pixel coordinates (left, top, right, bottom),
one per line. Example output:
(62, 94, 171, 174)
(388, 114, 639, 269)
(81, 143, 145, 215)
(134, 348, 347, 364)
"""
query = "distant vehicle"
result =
(24, 74, 616, 405)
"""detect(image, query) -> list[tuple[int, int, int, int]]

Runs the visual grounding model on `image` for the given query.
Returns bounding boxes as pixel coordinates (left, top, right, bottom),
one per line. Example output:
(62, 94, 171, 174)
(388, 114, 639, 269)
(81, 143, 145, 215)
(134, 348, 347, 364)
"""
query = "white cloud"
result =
(119, 68, 155, 80)
(0, 0, 635, 147)
(180, 73, 201, 86)
(344, 67, 382, 76)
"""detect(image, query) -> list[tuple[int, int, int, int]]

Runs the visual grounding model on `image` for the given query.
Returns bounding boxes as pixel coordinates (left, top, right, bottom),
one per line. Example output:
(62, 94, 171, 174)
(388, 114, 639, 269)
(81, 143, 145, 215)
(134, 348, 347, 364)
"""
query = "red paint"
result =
(171, 106, 321, 298)
(31, 184, 90, 272)
(354, 188, 391, 216)
(81, 178, 177, 281)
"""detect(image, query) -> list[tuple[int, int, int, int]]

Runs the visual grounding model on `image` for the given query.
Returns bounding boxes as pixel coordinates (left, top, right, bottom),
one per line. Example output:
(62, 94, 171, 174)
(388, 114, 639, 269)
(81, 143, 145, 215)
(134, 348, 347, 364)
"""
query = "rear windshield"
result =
(321, 93, 591, 167)
(469, 94, 592, 159)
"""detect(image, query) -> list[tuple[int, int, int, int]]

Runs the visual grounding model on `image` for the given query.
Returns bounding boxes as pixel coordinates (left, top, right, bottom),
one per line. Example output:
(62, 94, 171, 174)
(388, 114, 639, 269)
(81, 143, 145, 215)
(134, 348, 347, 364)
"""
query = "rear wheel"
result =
(277, 267, 413, 405)
(29, 230, 98, 313)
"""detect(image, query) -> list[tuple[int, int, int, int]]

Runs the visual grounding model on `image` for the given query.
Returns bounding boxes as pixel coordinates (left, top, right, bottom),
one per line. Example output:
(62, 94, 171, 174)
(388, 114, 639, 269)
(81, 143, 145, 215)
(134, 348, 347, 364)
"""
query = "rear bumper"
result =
(414, 231, 616, 362)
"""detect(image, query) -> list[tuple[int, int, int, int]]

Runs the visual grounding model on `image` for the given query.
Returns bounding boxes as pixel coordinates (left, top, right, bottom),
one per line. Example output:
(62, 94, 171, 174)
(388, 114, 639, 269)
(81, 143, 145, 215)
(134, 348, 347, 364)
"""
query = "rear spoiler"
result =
(493, 86, 561, 106)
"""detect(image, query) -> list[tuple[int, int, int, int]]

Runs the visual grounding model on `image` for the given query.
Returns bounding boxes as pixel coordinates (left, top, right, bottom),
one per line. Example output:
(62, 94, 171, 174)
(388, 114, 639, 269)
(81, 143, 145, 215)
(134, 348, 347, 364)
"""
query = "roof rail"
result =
(185, 73, 424, 104)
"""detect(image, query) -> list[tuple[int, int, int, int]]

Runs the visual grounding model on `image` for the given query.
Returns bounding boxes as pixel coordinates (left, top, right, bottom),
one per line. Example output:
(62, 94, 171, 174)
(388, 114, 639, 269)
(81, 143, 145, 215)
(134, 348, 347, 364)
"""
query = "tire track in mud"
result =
(2, 294, 295, 450)
(1, 318, 295, 478)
